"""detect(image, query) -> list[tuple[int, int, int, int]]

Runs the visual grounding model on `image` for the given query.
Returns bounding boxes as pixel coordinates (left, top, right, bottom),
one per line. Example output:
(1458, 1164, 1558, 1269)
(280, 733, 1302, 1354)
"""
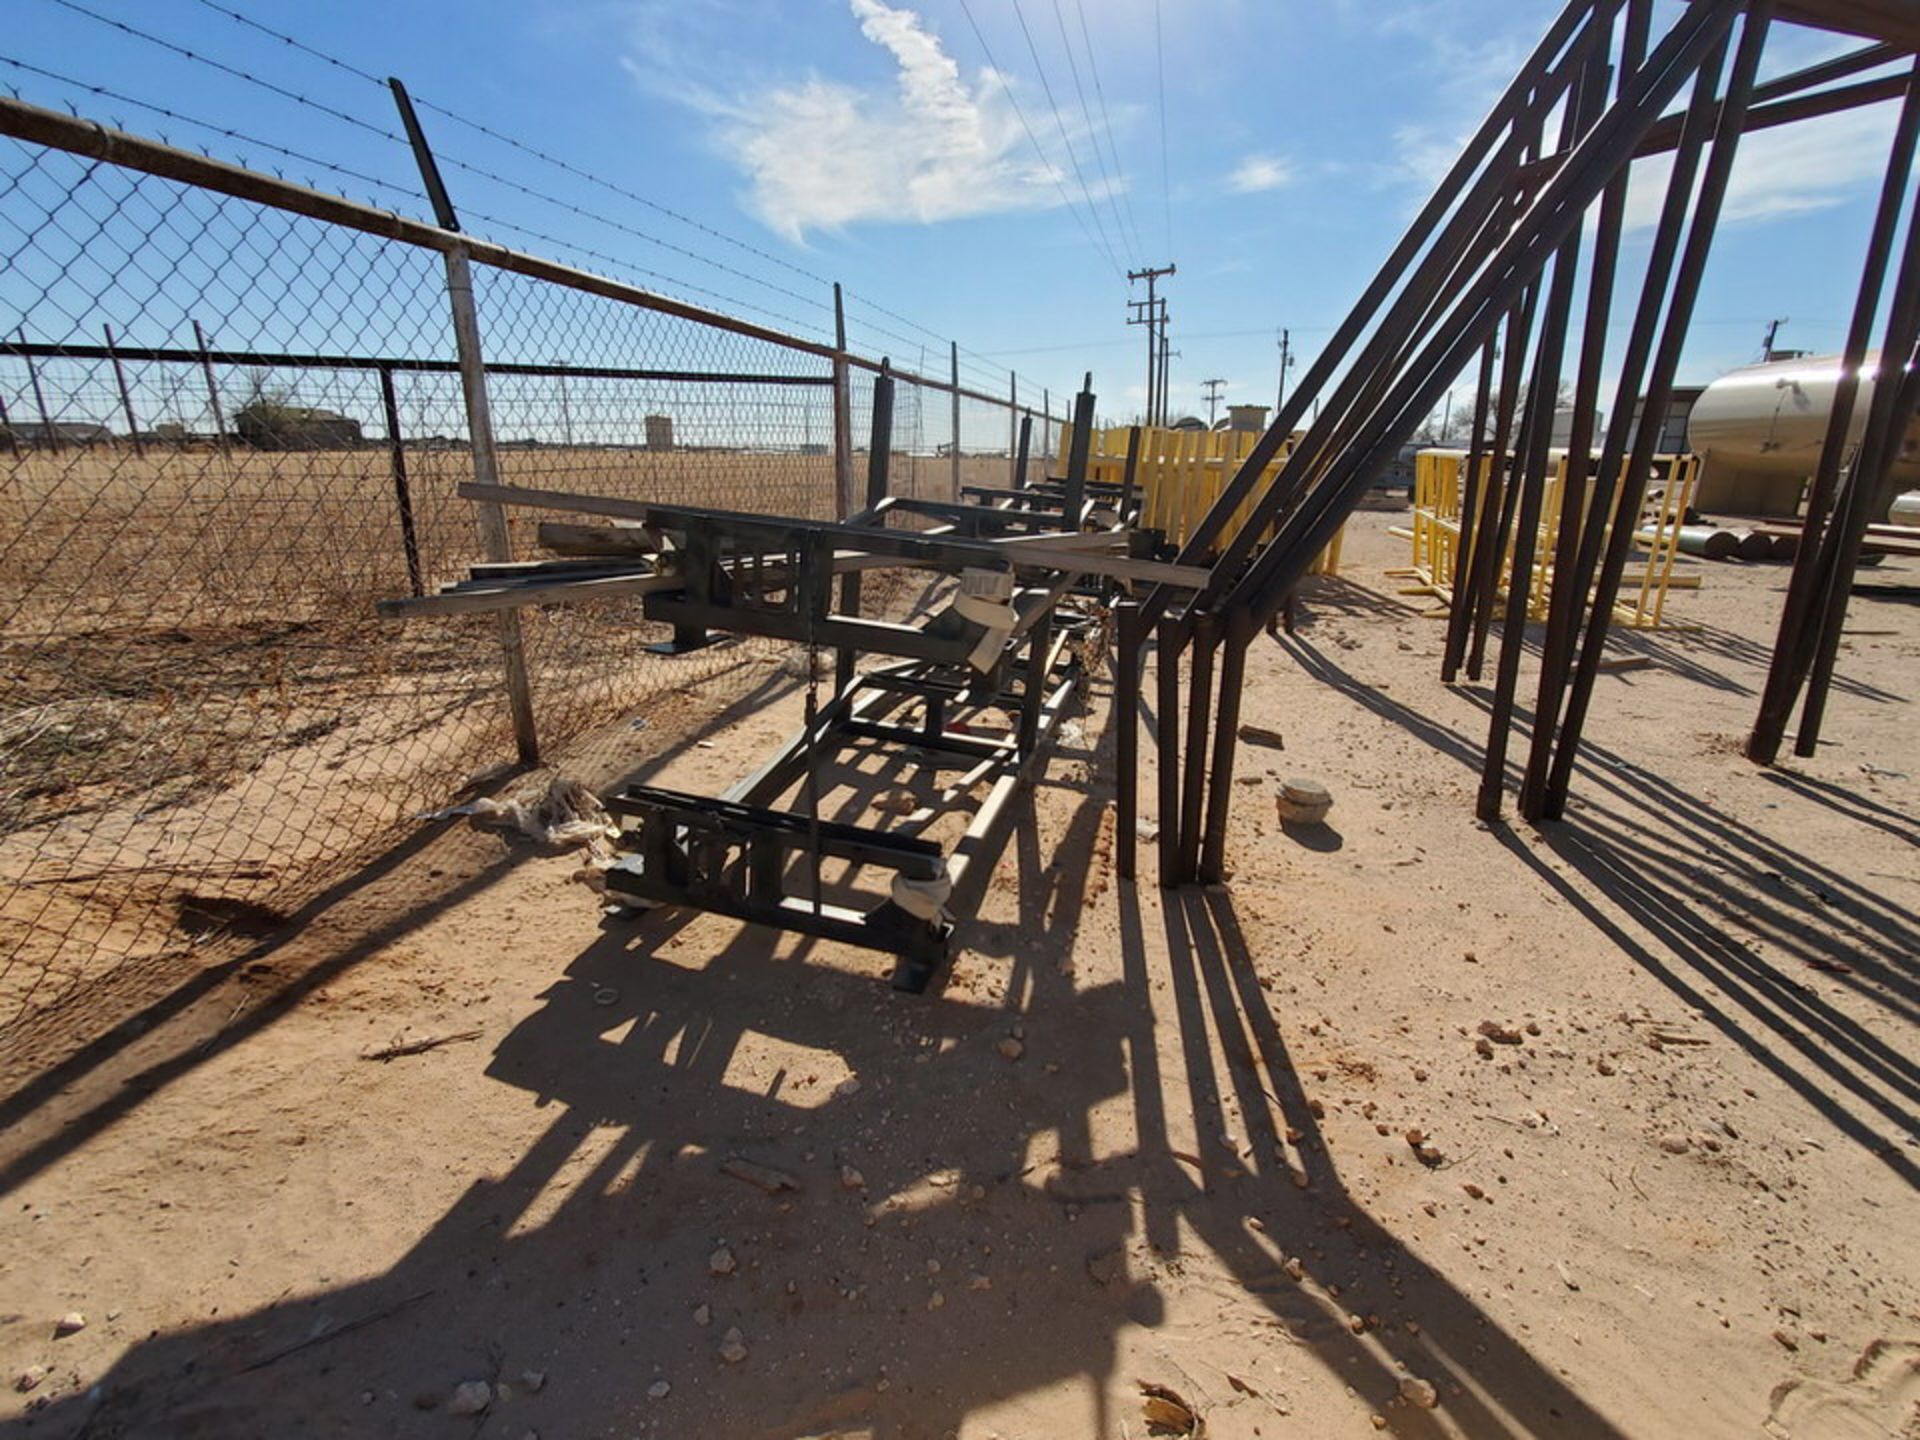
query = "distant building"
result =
(234, 403, 364, 450)
(1226, 404, 1270, 433)
(645, 414, 674, 451)
(5, 420, 111, 447)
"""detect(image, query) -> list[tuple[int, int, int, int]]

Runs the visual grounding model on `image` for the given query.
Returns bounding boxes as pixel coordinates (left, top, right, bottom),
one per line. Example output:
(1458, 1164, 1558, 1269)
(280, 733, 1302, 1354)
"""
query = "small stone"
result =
(447, 1380, 492, 1416)
(1412, 1067, 1429, 1082)
(1772, 1329, 1798, 1351)
(1399, 1375, 1440, 1409)
(1414, 1143, 1445, 1168)
(833, 1077, 861, 1098)
(1474, 1037, 1495, 1059)
(1462, 1182, 1485, 1200)
(1372, 1415, 1389, 1430)
(693, 1304, 711, 1327)
(710, 1245, 738, 1276)
(719, 1327, 749, 1364)
(1348, 1313, 1367, 1334)
(840, 1165, 865, 1191)
(926, 1291, 945, 1311)
(1477, 1020, 1523, 1045)
(647, 1379, 672, 1400)
(15, 1365, 47, 1394)
(968, 1273, 993, 1291)
(1597, 1057, 1617, 1076)
(1658, 1133, 1691, 1156)
(997, 1036, 1025, 1061)
(1404, 1127, 1426, 1146)
(519, 1369, 547, 1394)
(1283, 1256, 1305, 1281)
(53, 1312, 86, 1337)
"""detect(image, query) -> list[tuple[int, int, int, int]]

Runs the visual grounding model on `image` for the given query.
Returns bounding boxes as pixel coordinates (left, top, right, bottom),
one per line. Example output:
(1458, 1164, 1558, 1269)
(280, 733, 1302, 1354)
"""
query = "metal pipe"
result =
(1520, 0, 1651, 819)
(1480, 53, 1605, 821)
(1748, 55, 1920, 762)
(1177, 613, 1217, 882)
(1226, 0, 1740, 633)
(1544, 1, 1773, 815)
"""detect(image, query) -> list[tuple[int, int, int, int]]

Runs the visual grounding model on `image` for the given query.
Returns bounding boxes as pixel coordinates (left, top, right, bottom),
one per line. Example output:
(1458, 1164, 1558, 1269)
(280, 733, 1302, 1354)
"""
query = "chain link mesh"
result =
(0, 125, 1048, 1065)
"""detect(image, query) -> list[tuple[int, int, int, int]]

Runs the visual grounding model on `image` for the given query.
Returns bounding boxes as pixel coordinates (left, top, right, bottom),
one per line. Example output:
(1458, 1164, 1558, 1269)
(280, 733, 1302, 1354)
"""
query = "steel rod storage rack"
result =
(380, 376, 1175, 989)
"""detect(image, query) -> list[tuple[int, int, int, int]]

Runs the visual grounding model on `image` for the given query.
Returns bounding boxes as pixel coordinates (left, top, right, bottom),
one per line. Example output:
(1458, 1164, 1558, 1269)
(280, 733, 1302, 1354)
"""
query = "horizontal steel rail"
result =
(0, 96, 1022, 409)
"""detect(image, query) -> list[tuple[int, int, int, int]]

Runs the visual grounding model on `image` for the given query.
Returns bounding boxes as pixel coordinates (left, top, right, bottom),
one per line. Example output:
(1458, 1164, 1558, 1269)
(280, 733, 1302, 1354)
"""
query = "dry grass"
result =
(0, 443, 1011, 1036)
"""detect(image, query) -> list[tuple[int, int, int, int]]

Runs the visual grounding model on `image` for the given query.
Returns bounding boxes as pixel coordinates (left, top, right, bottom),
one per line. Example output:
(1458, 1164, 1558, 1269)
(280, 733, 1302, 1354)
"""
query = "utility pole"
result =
(1128, 263, 1175, 425)
(1275, 327, 1293, 414)
(1761, 316, 1788, 362)
(1201, 377, 1226, 428)
(1157, 305, 1172, 424)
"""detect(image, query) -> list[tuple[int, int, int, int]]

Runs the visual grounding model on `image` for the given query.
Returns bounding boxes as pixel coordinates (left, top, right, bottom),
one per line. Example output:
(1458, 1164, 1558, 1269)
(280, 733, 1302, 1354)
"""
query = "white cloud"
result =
(1227, 153, 1294, 193)
(682, 0, 1098, 242)
(1624, 102, 1900, 231)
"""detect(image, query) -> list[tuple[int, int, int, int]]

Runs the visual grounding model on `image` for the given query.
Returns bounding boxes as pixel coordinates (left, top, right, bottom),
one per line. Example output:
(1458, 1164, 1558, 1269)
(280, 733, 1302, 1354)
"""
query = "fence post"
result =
(949, 340, 961, 502)
(1008, 370, 1018, 485)
(832, 283, 853, 520)
(378, 363, 425, 597)
(443, 247, 540, 766)
(20, 331, 57, 454)
(103, 324, 143, 457)
(191, 319, 227, 453)
(1042, 388, 1051, 466)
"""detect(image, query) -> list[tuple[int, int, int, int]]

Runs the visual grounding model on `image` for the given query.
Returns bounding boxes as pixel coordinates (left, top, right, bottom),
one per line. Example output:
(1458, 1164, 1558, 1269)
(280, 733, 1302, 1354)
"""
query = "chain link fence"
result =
(0, 100, 1064, 1067)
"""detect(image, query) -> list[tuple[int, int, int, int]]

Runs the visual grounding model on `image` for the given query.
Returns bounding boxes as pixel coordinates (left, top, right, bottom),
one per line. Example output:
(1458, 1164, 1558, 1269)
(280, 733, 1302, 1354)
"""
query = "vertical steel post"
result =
(1013, 414, 1032, 492)
(1064, 381, 1094, 528)
(950, 340, 962, 502)
(21, 332, 57, 454)
(0, 392, 17, 457)
(1042, 389, 1051, 465)
(838, 362, 894, 694)
(1008, 370, 1018, 487)
(444, 248, 541, 765)
(832, 283, 854, 521)
(191, 320, 227, 454)
(1155, 616, 1182, 887)
(393, 72, 537, 763)
(1177, 613, 1217, 883)
(103, 324, 143, 457)
(1118, 424, 1143, 526)
(379, 364, 425, 598)
(1115, 600, 1143, 881)
(1199, 611, 1250, 884)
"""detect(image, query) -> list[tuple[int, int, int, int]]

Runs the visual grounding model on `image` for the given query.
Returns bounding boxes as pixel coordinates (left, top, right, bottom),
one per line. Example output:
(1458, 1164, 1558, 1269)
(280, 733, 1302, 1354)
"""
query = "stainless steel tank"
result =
(1686, 352, 1920, 517)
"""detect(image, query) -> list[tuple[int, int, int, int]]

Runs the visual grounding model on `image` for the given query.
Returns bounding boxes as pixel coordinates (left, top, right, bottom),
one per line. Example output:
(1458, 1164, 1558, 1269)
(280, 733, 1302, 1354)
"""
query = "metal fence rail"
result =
(0, 94, 1066, 1061)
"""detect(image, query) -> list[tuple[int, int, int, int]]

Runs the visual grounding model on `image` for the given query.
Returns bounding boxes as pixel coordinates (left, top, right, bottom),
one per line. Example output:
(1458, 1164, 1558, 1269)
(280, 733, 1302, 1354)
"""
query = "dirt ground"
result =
(0, 509, 1914, 1439)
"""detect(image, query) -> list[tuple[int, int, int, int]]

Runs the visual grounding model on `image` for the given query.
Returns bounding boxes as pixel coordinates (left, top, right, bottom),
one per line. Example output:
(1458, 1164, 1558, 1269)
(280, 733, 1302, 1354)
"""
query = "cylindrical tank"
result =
(1687, 353, 1920, 517)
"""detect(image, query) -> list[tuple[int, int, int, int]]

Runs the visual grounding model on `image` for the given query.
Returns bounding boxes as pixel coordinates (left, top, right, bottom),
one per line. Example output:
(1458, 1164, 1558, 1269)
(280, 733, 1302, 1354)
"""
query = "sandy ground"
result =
(0, 509, 1914, 1439)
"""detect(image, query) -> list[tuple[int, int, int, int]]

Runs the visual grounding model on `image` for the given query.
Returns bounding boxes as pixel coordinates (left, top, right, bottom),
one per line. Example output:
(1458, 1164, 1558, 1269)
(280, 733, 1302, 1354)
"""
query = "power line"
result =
(184, 0, 1002, 377)
(954, 0, 1123, 282)
(0, 52, 423, 205)
(1071, 0, 1148, 263)
(54, 0, 1067, 391)
(1048, 0, 1138, 266)
(1006, 0, 1126, 276)
(42, 0, 407, 145)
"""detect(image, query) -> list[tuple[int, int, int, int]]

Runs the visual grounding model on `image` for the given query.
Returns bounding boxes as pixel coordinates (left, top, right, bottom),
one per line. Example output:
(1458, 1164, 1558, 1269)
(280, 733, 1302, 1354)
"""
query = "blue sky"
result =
(3, 0, 1906, 426)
